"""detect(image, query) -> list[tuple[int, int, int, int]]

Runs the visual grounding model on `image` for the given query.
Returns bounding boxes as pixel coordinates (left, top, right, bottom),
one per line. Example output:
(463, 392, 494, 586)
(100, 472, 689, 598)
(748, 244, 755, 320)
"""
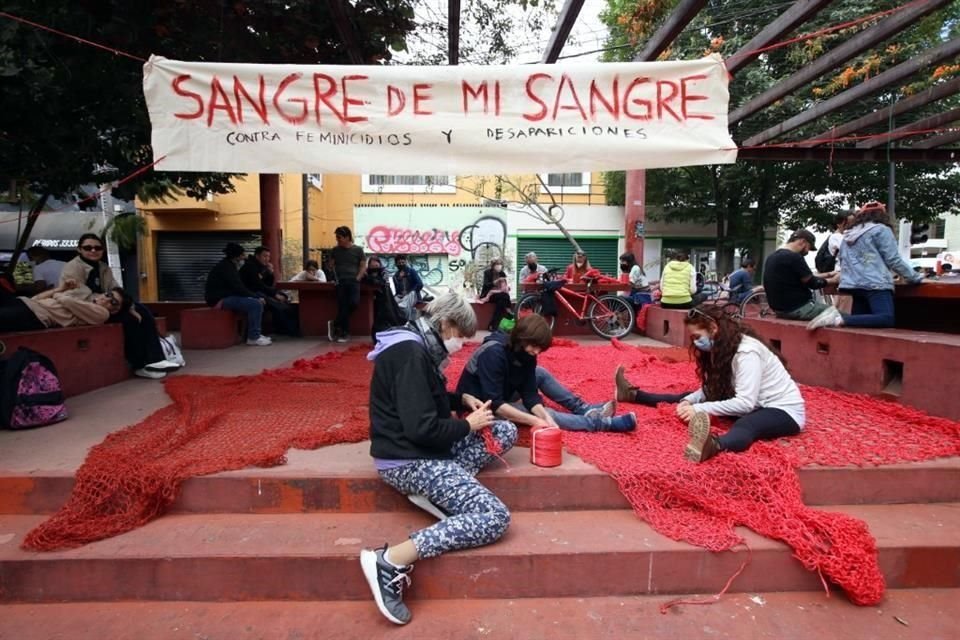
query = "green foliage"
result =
(0, 0, 417, 202)
(603, 171, 626, 206)
(101, 213, 147, 252)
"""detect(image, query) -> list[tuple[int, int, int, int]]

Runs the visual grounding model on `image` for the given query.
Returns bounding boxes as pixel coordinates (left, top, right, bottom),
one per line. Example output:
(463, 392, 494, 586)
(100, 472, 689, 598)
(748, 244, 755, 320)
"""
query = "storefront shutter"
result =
(515, 236, 619, 278)
(156, 231, 261, 301)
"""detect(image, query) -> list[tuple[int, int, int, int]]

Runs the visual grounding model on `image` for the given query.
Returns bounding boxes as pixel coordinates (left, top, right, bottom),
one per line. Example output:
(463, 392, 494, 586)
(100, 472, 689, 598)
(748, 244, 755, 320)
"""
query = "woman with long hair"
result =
(808, 201, 923, 330)
(615, 305, 804, 462)
(563, 250, 591, 284)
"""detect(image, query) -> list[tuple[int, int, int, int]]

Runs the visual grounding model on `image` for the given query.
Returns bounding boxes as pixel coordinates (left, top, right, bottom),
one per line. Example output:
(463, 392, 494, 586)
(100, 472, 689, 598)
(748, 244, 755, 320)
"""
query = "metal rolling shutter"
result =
(156, 231, 261, 301)
(516, 237, 619, 277)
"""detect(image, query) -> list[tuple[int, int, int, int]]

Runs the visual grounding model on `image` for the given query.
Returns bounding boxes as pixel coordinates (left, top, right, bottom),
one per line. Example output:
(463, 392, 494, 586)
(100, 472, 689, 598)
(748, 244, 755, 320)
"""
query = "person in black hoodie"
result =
(239, 246, 299, 336)
(456, 314, 635, 432)
(204, 243, 271, 346)
(359, 292, 517, 626)
(361, 255, 404, 344)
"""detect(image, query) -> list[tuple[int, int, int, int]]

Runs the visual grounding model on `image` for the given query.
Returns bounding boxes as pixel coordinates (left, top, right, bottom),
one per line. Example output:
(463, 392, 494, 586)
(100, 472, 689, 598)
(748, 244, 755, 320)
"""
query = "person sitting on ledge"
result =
(807, 201, 924, 331)
(614, 305, 804, 462)
(659, 250, 701, 309)
(477, 257, 512, 332)
(360, 292, 517, 625)
(563, 250, 591, 284)
(762, 229, 839, 321)
(0, 279, 128, 331)
(204, 243, 272, 347)
(289, 259, 326, 282)
(457, 314, 633, 433)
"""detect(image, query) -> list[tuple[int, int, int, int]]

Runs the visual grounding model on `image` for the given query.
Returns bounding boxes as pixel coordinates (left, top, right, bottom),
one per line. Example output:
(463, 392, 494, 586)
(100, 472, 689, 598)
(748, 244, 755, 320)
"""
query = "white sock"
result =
(383, 548, 406, 568)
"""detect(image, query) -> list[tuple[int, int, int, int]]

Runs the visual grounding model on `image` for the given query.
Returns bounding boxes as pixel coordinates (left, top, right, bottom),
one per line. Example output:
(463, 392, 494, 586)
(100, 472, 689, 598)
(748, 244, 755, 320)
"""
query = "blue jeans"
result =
(533, 366, 605, 432)
(840, 289, 895, 328)
(219, 296, 263, 339)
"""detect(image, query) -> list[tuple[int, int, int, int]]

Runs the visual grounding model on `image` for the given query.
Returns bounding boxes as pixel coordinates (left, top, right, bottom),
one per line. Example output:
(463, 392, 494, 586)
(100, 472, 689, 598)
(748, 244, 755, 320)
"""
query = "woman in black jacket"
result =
(360, 292, 517, 625)
(477, 257, 511, 332)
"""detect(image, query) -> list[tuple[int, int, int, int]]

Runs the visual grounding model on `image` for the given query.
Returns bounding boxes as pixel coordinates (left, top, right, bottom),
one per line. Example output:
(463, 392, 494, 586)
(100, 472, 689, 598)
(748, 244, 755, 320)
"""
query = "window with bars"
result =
(362, 175, 456, 193)
(538, 172, 591, 194)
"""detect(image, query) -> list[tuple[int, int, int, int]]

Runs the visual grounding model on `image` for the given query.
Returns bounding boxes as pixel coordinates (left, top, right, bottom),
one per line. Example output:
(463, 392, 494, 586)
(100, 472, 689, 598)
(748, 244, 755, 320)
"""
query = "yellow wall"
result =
(138, 172, 605, 301)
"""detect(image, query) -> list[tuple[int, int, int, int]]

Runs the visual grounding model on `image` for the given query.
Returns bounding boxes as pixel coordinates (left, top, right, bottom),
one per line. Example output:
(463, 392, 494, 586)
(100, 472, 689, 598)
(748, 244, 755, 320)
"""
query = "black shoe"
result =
(360, 546, 413, 625)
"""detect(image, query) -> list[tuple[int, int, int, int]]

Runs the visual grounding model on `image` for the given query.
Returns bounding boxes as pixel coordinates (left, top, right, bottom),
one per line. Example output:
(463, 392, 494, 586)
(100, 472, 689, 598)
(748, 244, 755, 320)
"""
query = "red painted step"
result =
(2, 449, 958, 515)
(1, 590, 957, 640)
(2, 504, 958, 603)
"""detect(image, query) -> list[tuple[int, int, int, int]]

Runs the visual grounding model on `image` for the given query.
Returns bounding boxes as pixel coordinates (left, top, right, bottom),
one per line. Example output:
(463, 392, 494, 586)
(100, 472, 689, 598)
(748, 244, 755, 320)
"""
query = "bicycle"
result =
(737, 287, 772, 320)
(699, 280, 742, 316)
(515, 269, 635, 340)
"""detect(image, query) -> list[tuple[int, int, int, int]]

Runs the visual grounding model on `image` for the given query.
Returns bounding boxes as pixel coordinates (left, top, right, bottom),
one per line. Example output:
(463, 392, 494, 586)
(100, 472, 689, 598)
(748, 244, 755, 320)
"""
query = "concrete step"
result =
(1, 589, 958, 639)
(3, 447, 959, 515)
(2, 504, 958, 603)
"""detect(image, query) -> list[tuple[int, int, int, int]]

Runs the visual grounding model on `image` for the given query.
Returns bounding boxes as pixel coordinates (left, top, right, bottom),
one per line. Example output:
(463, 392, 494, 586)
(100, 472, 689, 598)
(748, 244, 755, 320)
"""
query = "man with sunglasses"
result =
(0, 278, 125, 331)
(60, 233, 181, 378)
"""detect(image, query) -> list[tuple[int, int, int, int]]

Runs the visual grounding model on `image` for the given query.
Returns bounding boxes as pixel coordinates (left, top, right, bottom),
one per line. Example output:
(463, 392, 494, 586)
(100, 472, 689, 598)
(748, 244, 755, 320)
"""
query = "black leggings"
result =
(119, 302, 166, 370)
(632, 388, 800, 452)
(718, 407, 800, 452)
(488, 292, 511, 331)
(0, 298, 46, 331)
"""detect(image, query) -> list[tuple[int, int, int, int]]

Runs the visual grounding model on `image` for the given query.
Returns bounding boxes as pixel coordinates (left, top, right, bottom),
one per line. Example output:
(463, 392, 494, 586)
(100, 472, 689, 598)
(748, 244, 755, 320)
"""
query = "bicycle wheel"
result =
(739, 290, 772, 320)
(587, 295, 635, 340)
(515, 294, 555, 330)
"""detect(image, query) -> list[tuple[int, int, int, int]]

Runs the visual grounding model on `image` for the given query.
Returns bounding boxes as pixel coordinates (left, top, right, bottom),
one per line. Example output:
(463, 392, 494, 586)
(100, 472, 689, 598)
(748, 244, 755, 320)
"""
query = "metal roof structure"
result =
(445, 0, 959, 163)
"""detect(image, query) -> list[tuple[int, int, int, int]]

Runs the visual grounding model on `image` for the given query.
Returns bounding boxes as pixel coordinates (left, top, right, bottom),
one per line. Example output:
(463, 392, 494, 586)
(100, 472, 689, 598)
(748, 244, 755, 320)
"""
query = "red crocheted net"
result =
(24, 340, 960, 608)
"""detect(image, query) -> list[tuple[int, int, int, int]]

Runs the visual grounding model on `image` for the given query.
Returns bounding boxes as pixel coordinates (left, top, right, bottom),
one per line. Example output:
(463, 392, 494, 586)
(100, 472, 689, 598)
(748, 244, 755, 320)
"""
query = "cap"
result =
(788, 229, 817, 250)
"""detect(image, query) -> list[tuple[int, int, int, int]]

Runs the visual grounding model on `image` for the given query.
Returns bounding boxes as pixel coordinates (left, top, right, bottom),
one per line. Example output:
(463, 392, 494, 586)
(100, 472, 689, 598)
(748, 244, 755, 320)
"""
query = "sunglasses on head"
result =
(687, 307, 711, 321)
(80, 245, 104, 251)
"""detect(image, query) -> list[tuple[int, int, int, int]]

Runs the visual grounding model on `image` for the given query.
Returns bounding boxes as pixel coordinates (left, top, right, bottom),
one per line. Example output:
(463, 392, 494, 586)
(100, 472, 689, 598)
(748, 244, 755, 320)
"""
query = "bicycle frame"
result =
(550, 281, 618, 321)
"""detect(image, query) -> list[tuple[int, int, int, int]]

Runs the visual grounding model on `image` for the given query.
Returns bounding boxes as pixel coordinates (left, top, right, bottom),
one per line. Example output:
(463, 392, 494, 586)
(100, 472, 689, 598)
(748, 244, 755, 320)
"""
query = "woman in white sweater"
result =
(615, 305, 804, 462)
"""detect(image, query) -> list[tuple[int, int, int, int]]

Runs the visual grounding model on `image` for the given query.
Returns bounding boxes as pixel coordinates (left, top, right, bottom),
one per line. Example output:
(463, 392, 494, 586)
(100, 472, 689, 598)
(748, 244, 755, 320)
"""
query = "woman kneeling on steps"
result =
(361, 292, 517, 625)
(614, 305, 804, 462)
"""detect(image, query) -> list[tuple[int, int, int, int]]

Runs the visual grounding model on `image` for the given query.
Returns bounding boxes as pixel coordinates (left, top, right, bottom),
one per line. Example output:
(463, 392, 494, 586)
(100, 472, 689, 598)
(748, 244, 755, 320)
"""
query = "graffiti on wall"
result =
(356, 207, 508, 294)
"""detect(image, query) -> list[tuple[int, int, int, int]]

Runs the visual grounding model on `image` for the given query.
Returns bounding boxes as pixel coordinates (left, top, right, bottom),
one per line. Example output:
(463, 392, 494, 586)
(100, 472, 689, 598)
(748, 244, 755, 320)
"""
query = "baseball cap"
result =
(788, 229, 817, 250)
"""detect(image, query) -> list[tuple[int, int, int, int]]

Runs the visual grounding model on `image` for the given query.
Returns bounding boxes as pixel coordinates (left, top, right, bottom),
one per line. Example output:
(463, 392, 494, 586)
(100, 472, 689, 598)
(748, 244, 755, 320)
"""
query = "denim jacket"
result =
(838, 223, 921, 291)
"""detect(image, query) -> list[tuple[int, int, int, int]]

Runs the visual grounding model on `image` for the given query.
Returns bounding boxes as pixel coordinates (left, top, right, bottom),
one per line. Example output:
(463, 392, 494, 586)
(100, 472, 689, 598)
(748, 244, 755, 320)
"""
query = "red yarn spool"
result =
(530, 426, 563, 467)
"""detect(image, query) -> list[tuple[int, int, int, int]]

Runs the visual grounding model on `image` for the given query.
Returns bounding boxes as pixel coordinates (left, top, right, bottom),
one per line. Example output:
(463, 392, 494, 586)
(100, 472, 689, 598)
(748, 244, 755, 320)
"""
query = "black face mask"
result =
(527, 263, 537, 271)
(368, 268, 382, 277)
(513, 349, 537, 368)
(619, 263, 629, 272)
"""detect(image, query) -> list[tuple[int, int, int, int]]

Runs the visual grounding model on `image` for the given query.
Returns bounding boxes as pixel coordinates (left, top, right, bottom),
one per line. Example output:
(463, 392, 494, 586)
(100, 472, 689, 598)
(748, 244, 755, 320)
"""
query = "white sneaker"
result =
(145, 360, 180, 372)
(134, 368, 166, 380)
(336, 334, 349, 344)
(807, 306, 842, 331)
(246, 336, 273, 346)
(407, 494, 447, 520)
(327, 320, 335, 342)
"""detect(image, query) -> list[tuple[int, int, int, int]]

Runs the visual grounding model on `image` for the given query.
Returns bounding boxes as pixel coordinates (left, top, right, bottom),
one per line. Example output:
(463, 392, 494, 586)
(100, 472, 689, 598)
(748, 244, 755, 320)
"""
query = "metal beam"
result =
(856, 107, 960, 148)
(730, 0, 953, 125)
(541, 0, 585, 64)
(726, 0, 834, 75)
(908, 128, 960, 149)
(448, 0, 461, 65)
(634, 0, 708, 62)
(743, 37, 960, 146)
(796, 76, 960, 147)
(736, 146, 960, 162)
(328, 0, 365, 65)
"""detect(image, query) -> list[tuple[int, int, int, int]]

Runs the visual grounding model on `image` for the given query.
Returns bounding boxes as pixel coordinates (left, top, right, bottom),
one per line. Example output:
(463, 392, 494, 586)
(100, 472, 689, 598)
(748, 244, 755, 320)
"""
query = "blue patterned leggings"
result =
(379, 421, 518, 560)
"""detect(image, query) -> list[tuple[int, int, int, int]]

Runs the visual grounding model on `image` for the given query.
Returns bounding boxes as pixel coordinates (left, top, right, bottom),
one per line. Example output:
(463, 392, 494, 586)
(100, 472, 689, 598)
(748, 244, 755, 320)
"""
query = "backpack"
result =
(814, 240, 836, 273)
(0, 347, 68, 429)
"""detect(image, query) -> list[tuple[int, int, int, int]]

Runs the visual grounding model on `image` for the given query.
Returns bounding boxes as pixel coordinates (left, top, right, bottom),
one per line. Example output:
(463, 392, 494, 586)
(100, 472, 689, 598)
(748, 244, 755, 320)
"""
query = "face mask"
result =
(620, 263, 629, 272)
(443, 336, 464, 355)
(368, 267, 382, 277)
(493, 265, 502, 272)
(693, 335, 714, 352)
(527, 263, 537, 271)
(514, 349, 537, 367)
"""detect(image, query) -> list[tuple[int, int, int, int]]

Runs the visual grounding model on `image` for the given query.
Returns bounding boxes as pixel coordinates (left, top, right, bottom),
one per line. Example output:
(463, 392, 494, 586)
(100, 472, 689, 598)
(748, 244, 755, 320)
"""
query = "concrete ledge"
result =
(0, 325, 129, 397)
(180, 307, 244, 349)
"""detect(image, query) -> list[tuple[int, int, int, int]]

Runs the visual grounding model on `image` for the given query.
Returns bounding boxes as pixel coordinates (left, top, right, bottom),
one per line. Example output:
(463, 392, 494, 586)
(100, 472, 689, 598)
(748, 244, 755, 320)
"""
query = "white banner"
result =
(143, 55, 737, 174)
